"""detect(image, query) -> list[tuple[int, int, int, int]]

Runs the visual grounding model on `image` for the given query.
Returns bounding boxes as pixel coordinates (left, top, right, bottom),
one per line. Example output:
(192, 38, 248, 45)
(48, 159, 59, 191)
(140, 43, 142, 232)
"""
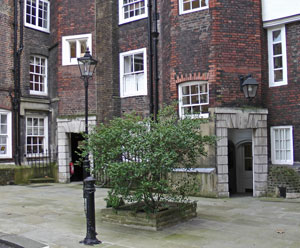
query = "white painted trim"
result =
(119, 0, 148, 25)
(29, 55, 48, 96)
(173, 168, 215, 173)
(178, 81, 209, 119)
(25, 115, 49, 156)
(179, 0, 209, 15)
(267, 25, 288, 88)
(270, 126, 294, 165)
(24, 0, 50, 33)
(119, 48, 147, 98)
(0, 110, 12, 159)
(263, 14, 300, 28)
(62, 34, 92, 66)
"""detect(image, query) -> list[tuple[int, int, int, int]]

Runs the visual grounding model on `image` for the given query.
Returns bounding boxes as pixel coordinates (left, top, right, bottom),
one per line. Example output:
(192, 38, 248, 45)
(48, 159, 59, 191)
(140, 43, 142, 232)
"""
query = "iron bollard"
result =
(81, 176, 101, 245)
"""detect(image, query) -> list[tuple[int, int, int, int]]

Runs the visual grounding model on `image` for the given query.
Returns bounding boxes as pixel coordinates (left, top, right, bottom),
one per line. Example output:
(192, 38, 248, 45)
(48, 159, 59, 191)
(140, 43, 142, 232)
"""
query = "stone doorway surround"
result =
(57, 116, 96, 183)
(215, 108, 268, 197)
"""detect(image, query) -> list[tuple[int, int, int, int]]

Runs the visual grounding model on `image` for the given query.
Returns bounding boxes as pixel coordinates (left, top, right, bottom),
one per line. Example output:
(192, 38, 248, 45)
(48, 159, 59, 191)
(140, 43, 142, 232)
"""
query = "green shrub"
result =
(81, 105, 215, 213)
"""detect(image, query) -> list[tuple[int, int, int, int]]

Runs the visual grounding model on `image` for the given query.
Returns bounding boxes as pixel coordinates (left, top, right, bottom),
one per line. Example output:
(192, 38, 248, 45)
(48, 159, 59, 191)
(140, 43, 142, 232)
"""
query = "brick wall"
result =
(96, 0, 121, 123)
(161, 0, 212, 104)
(56, 0, 96, 117)
(208, 0, 263, 108)
(268, 165, 300, 196)
(119, 19, 150, 117)
(0, 0, 13, 110)
(263, 22, 300, 162)
(160, 0, 263, 110)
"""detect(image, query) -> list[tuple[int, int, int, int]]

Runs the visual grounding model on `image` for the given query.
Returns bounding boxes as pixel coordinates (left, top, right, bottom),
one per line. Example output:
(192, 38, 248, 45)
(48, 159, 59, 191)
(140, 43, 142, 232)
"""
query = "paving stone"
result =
(0, 184, 300, 248)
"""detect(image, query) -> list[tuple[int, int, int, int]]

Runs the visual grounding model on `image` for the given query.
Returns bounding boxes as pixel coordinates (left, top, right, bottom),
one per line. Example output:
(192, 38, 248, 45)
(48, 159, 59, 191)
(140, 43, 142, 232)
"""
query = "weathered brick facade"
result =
(1, 0, 299, 196)
(263, 22, 300, 162)
(0, 0, 14, 111)
(56, 0, 96, 117)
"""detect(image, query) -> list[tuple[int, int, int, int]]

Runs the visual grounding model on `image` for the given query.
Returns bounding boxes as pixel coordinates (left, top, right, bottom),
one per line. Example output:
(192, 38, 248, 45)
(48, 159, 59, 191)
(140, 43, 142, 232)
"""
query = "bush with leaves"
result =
(81, 105, 215, 213)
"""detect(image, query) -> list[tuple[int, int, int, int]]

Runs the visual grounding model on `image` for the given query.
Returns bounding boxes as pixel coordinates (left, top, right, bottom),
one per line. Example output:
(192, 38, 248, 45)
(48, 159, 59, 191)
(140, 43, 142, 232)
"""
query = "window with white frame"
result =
(271, 126, 294, 165)
(179, 0, 209, 15)
(120, 48, 147, 97)
(119, 0, 148, 24)
(267, 25, 288, 87)
(0, 110, 12, 158)
(178, 81, 209, 118)
(29, 55, 47, 95)
(62, 34, 92, 66)
(25, 0, 50, 32)
(26, 116, 48, 155)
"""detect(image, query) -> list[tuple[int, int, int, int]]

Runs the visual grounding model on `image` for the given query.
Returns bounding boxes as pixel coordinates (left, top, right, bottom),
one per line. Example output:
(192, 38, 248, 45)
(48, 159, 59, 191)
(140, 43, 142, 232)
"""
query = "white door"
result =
(236, 142, 253, 193)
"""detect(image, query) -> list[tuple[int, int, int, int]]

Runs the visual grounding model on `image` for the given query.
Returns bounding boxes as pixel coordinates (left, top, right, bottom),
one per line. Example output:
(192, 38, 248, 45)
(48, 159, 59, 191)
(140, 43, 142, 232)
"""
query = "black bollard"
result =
(81, 176, 101, 245)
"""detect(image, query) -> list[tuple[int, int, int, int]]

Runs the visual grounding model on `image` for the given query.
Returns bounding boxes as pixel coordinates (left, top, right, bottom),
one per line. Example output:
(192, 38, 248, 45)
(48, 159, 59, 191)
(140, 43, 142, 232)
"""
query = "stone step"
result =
(29, 177, 55, 184)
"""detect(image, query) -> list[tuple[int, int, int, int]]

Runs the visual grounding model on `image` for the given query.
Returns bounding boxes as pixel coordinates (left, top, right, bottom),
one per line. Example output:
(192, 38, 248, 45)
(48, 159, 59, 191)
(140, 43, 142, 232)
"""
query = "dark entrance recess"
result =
(228, 140, 237, 195)
(70, 133, 84, 182)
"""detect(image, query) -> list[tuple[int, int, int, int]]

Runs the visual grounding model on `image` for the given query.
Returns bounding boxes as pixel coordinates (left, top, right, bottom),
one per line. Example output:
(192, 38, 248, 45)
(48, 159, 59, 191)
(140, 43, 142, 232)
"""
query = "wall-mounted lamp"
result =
(239, 75, 258, 99)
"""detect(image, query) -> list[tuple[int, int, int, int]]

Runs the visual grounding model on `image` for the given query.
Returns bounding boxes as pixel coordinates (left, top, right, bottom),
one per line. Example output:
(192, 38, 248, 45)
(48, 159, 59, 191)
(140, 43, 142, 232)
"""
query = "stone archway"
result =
(215, 108, 268, 197)
(57, 116, 96, 183)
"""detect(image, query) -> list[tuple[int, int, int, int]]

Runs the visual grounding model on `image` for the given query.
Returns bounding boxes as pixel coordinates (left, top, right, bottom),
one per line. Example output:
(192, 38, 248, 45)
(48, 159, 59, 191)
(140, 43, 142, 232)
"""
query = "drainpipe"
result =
(13, 0, 24, 165)
(147, 0, 154, 118)
(152, 0, 159, 121)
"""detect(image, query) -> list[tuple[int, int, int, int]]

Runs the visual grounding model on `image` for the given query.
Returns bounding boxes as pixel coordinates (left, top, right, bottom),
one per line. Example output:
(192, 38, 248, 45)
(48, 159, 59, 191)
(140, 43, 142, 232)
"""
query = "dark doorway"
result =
(228, 140, 237, 195)
(70, 133, 84, 182)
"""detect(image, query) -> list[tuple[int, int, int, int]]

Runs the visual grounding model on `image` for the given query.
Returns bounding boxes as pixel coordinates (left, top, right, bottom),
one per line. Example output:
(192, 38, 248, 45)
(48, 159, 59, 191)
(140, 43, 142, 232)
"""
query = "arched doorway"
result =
(236, 141, 253, 193)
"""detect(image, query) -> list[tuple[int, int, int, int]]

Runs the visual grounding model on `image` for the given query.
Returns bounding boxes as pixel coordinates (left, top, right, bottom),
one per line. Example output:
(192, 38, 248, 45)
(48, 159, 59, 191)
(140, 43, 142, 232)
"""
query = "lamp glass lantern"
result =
(77, 48, 97, 78)
(240, 76, 258, 99)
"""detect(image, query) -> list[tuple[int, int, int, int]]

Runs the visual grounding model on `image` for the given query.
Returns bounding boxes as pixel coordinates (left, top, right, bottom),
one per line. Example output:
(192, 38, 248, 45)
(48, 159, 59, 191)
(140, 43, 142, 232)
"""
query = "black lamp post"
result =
(77, 48, 101, 245)
(239, 75, 259, 99)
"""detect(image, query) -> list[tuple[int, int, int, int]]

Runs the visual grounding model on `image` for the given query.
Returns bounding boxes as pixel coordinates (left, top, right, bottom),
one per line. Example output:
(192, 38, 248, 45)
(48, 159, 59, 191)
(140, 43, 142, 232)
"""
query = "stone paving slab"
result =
(0, 232, 48, 248)
(0, 183, 300, 248)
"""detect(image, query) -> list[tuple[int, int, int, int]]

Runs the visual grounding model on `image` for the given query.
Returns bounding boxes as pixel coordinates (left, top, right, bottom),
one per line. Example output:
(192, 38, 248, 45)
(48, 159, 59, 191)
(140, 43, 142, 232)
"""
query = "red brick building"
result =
(1, 0, 300, 197)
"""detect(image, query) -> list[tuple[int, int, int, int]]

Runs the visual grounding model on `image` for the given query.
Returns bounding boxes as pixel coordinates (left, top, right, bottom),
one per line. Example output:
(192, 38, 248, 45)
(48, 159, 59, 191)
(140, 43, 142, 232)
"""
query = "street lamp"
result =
(239, 75, 259, 99)
(77, 48, 101, 245)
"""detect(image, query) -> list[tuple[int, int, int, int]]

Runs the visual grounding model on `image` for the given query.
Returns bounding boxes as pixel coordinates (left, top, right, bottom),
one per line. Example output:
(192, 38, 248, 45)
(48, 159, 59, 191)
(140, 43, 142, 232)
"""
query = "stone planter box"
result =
(99, 202, 197, 231)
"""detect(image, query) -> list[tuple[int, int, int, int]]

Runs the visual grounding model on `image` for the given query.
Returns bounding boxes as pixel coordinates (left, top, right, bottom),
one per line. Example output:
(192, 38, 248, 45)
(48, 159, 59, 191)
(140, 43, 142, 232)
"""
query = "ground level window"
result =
(178, 81, 209, 118)
(26, 116, 48, 154)
(271, 126, 293, 165)
(0, 110, 12, 158)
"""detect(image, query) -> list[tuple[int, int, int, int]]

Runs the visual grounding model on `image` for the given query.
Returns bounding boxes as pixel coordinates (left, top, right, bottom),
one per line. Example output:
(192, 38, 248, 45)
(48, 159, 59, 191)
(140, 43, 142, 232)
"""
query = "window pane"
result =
(192, 105, 201, 114)
(273, 43, 282, 55)
(286, 150, 291, 160)
(1, 115, 7, 124)
(191, 85, 198, 94)
(274, 57, 283, 69)
(124, 74, 135, 93)
(191, 95, 199, 104)
(1, 125, 7, 134)
(200, 84, 207, 93)
(192, 0, 200, 9)
(276, 150, 280, 160)
(80, 40, 87, 57)
(274, 70, 283, 82)
(200, 94, 208, 103)
(183, 2, 191, 11)
(182, 86, 190, 95)
(70, 41, 76, 58)
(273, 30, 281, 42)
(201, 104, 209, 114)
(182, 96, 190, 105)
(124, 56, 133, 73)
(134, 53, 144, 72)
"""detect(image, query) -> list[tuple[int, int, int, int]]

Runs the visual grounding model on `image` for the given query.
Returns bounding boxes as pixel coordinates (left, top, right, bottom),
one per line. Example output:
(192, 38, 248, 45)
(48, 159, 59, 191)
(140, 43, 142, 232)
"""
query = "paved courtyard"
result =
(0, 183, 300, 248)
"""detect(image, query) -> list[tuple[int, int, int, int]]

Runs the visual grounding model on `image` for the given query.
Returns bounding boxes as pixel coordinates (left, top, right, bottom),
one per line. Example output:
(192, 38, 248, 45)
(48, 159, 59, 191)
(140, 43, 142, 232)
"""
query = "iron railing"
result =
(24, 149, 56, 178)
